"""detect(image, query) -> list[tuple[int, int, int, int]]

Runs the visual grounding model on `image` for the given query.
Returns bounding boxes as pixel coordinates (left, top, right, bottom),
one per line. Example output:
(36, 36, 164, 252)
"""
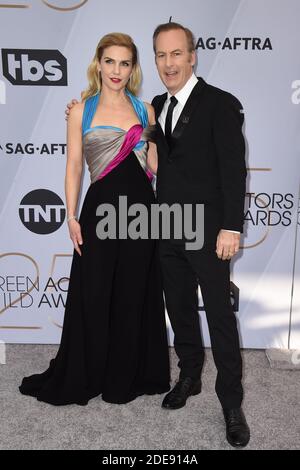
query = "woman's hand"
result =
(68, 219, 83, 256)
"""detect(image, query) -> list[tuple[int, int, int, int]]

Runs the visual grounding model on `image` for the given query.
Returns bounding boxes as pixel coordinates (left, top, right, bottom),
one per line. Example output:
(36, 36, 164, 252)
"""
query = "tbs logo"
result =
(1, 49, 67, 86)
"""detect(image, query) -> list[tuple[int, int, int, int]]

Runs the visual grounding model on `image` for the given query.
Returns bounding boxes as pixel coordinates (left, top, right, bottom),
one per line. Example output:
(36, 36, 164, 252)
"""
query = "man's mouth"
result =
(165, 71, 178, 77)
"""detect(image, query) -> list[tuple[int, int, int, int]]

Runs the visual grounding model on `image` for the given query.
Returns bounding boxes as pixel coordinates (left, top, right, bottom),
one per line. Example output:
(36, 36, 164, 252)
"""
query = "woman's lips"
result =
(110, 78, 122, 83)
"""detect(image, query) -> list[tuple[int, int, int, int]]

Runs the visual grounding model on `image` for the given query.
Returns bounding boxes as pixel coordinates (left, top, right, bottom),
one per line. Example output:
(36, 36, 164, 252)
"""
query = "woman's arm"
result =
(144, 102, 158, 175)
(65, 102, 84, 255)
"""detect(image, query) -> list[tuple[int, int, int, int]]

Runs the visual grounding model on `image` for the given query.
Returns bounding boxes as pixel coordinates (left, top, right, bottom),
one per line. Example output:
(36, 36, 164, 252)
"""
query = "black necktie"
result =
(165, 96, 178, 144)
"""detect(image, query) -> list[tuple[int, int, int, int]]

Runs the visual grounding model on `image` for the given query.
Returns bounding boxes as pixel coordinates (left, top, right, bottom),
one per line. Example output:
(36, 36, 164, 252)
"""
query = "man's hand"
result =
(65, 99, 79, 120)
(216, 229, 240, 260)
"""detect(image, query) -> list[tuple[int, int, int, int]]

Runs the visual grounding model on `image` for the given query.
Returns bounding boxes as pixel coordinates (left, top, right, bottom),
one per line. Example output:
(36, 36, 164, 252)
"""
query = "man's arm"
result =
(214, 93, 247, 259)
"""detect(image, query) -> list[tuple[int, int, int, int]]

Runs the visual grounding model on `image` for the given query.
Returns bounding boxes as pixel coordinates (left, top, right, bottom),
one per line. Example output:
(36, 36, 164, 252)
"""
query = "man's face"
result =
(154, 29, 195, 95)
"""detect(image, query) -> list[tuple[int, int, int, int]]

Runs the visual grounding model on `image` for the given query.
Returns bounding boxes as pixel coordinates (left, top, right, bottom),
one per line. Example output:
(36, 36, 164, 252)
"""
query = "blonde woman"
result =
(19, 33, 170, 406)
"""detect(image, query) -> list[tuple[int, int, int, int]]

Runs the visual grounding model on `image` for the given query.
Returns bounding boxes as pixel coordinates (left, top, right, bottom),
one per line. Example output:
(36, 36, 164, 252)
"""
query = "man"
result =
(152, 22, 249, 448)
(65, 22, 250, 448)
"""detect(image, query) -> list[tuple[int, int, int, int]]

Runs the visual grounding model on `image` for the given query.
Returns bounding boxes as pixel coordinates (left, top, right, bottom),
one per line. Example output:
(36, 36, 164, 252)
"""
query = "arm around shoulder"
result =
(67, 102, 84, 169)
(65, 102, 85, 218)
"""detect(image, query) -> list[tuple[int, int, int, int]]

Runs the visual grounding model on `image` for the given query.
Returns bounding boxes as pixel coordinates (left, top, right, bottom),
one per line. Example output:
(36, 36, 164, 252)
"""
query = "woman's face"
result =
(98, 45, 133, 92)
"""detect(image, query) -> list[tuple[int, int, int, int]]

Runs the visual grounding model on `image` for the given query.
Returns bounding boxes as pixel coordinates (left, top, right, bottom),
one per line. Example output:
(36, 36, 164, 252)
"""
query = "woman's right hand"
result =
(65, 99, 79, 120)
(68, 219, 83, 256)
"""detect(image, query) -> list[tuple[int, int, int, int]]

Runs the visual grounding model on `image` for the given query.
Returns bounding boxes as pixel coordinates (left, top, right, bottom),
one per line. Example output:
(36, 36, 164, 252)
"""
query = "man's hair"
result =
(153, 22, 195, 53)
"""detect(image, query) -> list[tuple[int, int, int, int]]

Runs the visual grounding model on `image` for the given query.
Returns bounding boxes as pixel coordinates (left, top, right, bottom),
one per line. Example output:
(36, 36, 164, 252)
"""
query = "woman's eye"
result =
(105, 59, 113, 63)
(122, 62, 130, 67)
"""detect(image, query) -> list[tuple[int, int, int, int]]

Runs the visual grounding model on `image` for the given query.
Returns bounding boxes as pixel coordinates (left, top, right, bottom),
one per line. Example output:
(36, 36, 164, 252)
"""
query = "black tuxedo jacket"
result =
(152, 77, 247, 236)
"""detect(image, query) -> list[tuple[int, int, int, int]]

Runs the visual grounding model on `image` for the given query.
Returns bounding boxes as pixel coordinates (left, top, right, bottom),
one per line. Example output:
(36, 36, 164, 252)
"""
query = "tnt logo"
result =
(1, 49, 67, 86)
(0, 80, 6, 104)
(19, 189, 66, 234)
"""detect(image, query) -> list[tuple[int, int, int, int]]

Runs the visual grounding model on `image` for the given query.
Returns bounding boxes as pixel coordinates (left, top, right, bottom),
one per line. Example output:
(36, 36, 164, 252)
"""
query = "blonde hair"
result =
(81, 32, 142, 101)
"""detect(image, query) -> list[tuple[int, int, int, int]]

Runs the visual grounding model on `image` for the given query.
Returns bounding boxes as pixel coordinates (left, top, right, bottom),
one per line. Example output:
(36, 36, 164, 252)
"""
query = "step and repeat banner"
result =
(0, 0, 299, 348)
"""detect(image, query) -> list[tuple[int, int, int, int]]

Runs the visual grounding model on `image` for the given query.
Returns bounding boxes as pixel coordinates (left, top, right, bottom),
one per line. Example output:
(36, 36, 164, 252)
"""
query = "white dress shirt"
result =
(158, 73, 199, 132)
(158, 73, 239, 234)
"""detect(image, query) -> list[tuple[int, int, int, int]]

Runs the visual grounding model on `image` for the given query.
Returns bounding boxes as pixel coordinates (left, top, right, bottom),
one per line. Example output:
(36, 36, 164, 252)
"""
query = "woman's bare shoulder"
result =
(68, 101, 85, 127)
(69, 101, 84, 117)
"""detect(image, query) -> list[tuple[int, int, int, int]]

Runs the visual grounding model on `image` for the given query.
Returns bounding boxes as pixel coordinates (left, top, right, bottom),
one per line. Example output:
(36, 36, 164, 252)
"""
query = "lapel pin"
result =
(182, 116, 189, 124)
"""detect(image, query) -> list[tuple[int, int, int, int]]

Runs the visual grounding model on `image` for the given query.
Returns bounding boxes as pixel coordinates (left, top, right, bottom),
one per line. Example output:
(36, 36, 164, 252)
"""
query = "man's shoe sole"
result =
(226, 432, 250, 448)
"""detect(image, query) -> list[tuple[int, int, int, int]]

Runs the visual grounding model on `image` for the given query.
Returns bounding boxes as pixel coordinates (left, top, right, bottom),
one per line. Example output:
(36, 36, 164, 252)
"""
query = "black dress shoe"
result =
(162, 377, 201, 410)
(223, 408, 250, 448)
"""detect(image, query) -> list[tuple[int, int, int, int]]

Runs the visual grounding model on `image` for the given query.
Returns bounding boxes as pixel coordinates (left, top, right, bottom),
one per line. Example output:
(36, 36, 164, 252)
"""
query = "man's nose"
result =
(165, 54, 173, 68)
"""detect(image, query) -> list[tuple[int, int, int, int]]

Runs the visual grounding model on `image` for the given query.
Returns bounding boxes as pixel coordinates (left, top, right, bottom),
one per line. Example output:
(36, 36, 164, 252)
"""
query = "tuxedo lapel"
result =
(156, 122, 169, 155)
(153, 93, 169, 154)
(172, 77, 206, 142)
(154, 93, 167, 121)
(153, 78, 207, 155)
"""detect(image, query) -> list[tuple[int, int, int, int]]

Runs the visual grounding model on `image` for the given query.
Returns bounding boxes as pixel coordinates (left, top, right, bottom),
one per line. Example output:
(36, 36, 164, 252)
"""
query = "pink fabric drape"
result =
(97, 124, 153, 182)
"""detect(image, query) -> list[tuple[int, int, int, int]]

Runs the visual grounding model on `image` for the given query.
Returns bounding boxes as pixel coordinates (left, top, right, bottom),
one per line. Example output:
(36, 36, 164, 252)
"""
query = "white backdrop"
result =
(0, 0, 299, 348)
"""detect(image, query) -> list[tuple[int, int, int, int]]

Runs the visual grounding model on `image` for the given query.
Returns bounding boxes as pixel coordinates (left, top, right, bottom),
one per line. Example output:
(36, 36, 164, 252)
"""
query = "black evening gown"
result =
(19, 93, 170, 405)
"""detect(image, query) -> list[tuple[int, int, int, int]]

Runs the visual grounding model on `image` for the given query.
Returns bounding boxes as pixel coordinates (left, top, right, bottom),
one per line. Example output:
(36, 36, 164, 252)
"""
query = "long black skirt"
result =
(19, 153, 170, 405)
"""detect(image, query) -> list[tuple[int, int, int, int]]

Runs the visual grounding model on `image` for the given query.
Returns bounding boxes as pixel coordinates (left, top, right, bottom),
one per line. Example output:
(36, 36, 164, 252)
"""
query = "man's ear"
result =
(190, 50, 196, 67)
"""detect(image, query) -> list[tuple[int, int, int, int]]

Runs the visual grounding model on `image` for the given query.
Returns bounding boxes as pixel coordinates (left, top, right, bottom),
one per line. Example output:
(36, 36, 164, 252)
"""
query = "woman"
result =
(19, 33, 170, 406)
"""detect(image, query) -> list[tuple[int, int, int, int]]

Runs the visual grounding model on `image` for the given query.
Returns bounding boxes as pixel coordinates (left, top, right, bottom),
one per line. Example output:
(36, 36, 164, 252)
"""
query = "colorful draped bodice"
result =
(82, 90, 155, 184)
